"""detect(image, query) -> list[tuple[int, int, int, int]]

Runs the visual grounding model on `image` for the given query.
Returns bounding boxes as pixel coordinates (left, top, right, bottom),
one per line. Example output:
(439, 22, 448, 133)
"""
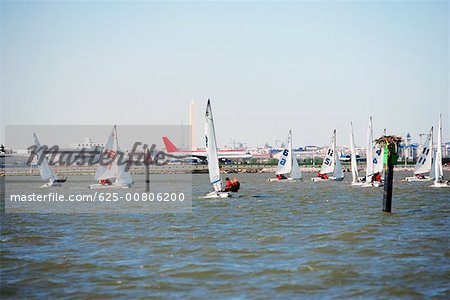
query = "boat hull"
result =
(430, 181, 449, 188)
(40, 181, 62, 188)
(404, 176, 432, 182)
(331, 177, 344, 181)
(203, 191, 232, 198)
(311, 177, 344, 182)
(89, 183, 134, 189)
(311, 177, 326, 182)
(362, 181, 383, 187)
(268, 177, 303, 182)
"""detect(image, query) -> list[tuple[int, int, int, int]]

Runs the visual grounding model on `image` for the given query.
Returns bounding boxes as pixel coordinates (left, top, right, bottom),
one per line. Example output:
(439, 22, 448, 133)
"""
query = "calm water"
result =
(1, 172, 449, 299)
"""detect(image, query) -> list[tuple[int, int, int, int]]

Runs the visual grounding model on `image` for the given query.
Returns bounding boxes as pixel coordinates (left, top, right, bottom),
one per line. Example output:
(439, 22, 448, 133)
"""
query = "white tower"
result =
(189, 99, 196, 150)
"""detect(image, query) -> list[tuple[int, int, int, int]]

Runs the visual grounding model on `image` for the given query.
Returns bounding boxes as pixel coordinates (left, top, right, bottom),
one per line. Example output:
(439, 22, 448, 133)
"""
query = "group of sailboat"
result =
(31, 106, 448, 192)
(269, 119, 383, 186)
(349, 115, 449, 188)
(349, 114, 448, 188)
(33, 125, 134, 189)
(266, 115, 448, 188)
(350, 117, 396, 188)
(403, 114, 448, 188)
(180, 106, 446, 194)
(32, 100, 228, 195)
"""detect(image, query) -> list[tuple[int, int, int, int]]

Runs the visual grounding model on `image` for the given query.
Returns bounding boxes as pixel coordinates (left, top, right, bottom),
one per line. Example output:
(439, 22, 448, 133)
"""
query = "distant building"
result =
(69, 137, 104, 150)
(304, 145, 319, 151)
(399, 133, 418, 162)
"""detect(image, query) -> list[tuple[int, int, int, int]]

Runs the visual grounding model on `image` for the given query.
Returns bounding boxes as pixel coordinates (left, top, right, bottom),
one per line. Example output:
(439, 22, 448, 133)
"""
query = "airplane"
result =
(162, 136, 253, 162)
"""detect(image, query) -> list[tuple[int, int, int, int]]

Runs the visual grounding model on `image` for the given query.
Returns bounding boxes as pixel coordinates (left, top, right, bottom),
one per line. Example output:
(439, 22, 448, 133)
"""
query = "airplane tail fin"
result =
(162, 136, 179, 152)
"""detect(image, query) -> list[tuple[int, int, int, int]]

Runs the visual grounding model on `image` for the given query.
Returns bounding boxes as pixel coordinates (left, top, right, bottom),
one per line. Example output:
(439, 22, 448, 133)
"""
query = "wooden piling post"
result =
(383, 163, 394, 212)
(376, 135, 401, 213)
(145, 149, 150, 193)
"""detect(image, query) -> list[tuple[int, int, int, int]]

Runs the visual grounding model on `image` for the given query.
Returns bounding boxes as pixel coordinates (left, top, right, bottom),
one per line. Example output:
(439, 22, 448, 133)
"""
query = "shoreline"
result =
(2, 164, 448, 176)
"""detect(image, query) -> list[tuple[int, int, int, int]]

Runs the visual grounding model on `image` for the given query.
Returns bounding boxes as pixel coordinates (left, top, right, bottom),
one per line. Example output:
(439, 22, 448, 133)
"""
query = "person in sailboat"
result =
(54, 175, 67, 183)
(100, 179, 112, 186)
(230, 177, 240, 192)
(416, 173, 426, 179)
(372, 172, 381, 182)
(223, 177, 233, 192)
(275, 174, 286, 180)
(317, 172, 328, 180)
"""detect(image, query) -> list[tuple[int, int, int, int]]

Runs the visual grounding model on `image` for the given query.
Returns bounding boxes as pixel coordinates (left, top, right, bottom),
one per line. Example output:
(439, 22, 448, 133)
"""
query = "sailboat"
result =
(89, 125, 134, 189)
(350, 122, 364, 186)
(268, 130, 302, 182)
(311, 130, 344, 182)
(362, 117, 383, 187)
(404, 127, 434, 182)
(431, 114, 449, 188)
(203, 100, 233, 198)
(33, 133, 67, 188)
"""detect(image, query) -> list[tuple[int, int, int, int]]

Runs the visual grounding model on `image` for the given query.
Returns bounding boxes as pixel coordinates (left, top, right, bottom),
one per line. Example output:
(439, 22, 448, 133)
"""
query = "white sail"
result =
(414, 127, 433, 175)
(430, 148, 436, 180)
(434, 114, 444, 182)
(373, 145, 384, 174)
(205, 100, 222, 192)
(366, 117, 374, 182)
(115, 162, 133, 185)
(275, 131, 292, 175)
(38, 157, 57, 181)
(320, 130, 336, 175)
(291, 153, 302, 179)
(95, 125, 119, 181)
(33, 133, 58, 181)
(290, 131, 302, 179)
(333, 154, 344, 179)
(350, 122, 359, 182)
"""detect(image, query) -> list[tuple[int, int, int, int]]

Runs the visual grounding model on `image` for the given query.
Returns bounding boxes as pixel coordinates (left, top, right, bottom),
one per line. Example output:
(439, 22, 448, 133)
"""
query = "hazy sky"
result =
(1, 1, 449, 148)
(5, 125, 191, 150)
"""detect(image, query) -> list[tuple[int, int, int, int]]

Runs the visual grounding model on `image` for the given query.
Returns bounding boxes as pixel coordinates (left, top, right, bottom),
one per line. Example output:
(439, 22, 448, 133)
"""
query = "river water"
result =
(1, 172, 449, 298)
